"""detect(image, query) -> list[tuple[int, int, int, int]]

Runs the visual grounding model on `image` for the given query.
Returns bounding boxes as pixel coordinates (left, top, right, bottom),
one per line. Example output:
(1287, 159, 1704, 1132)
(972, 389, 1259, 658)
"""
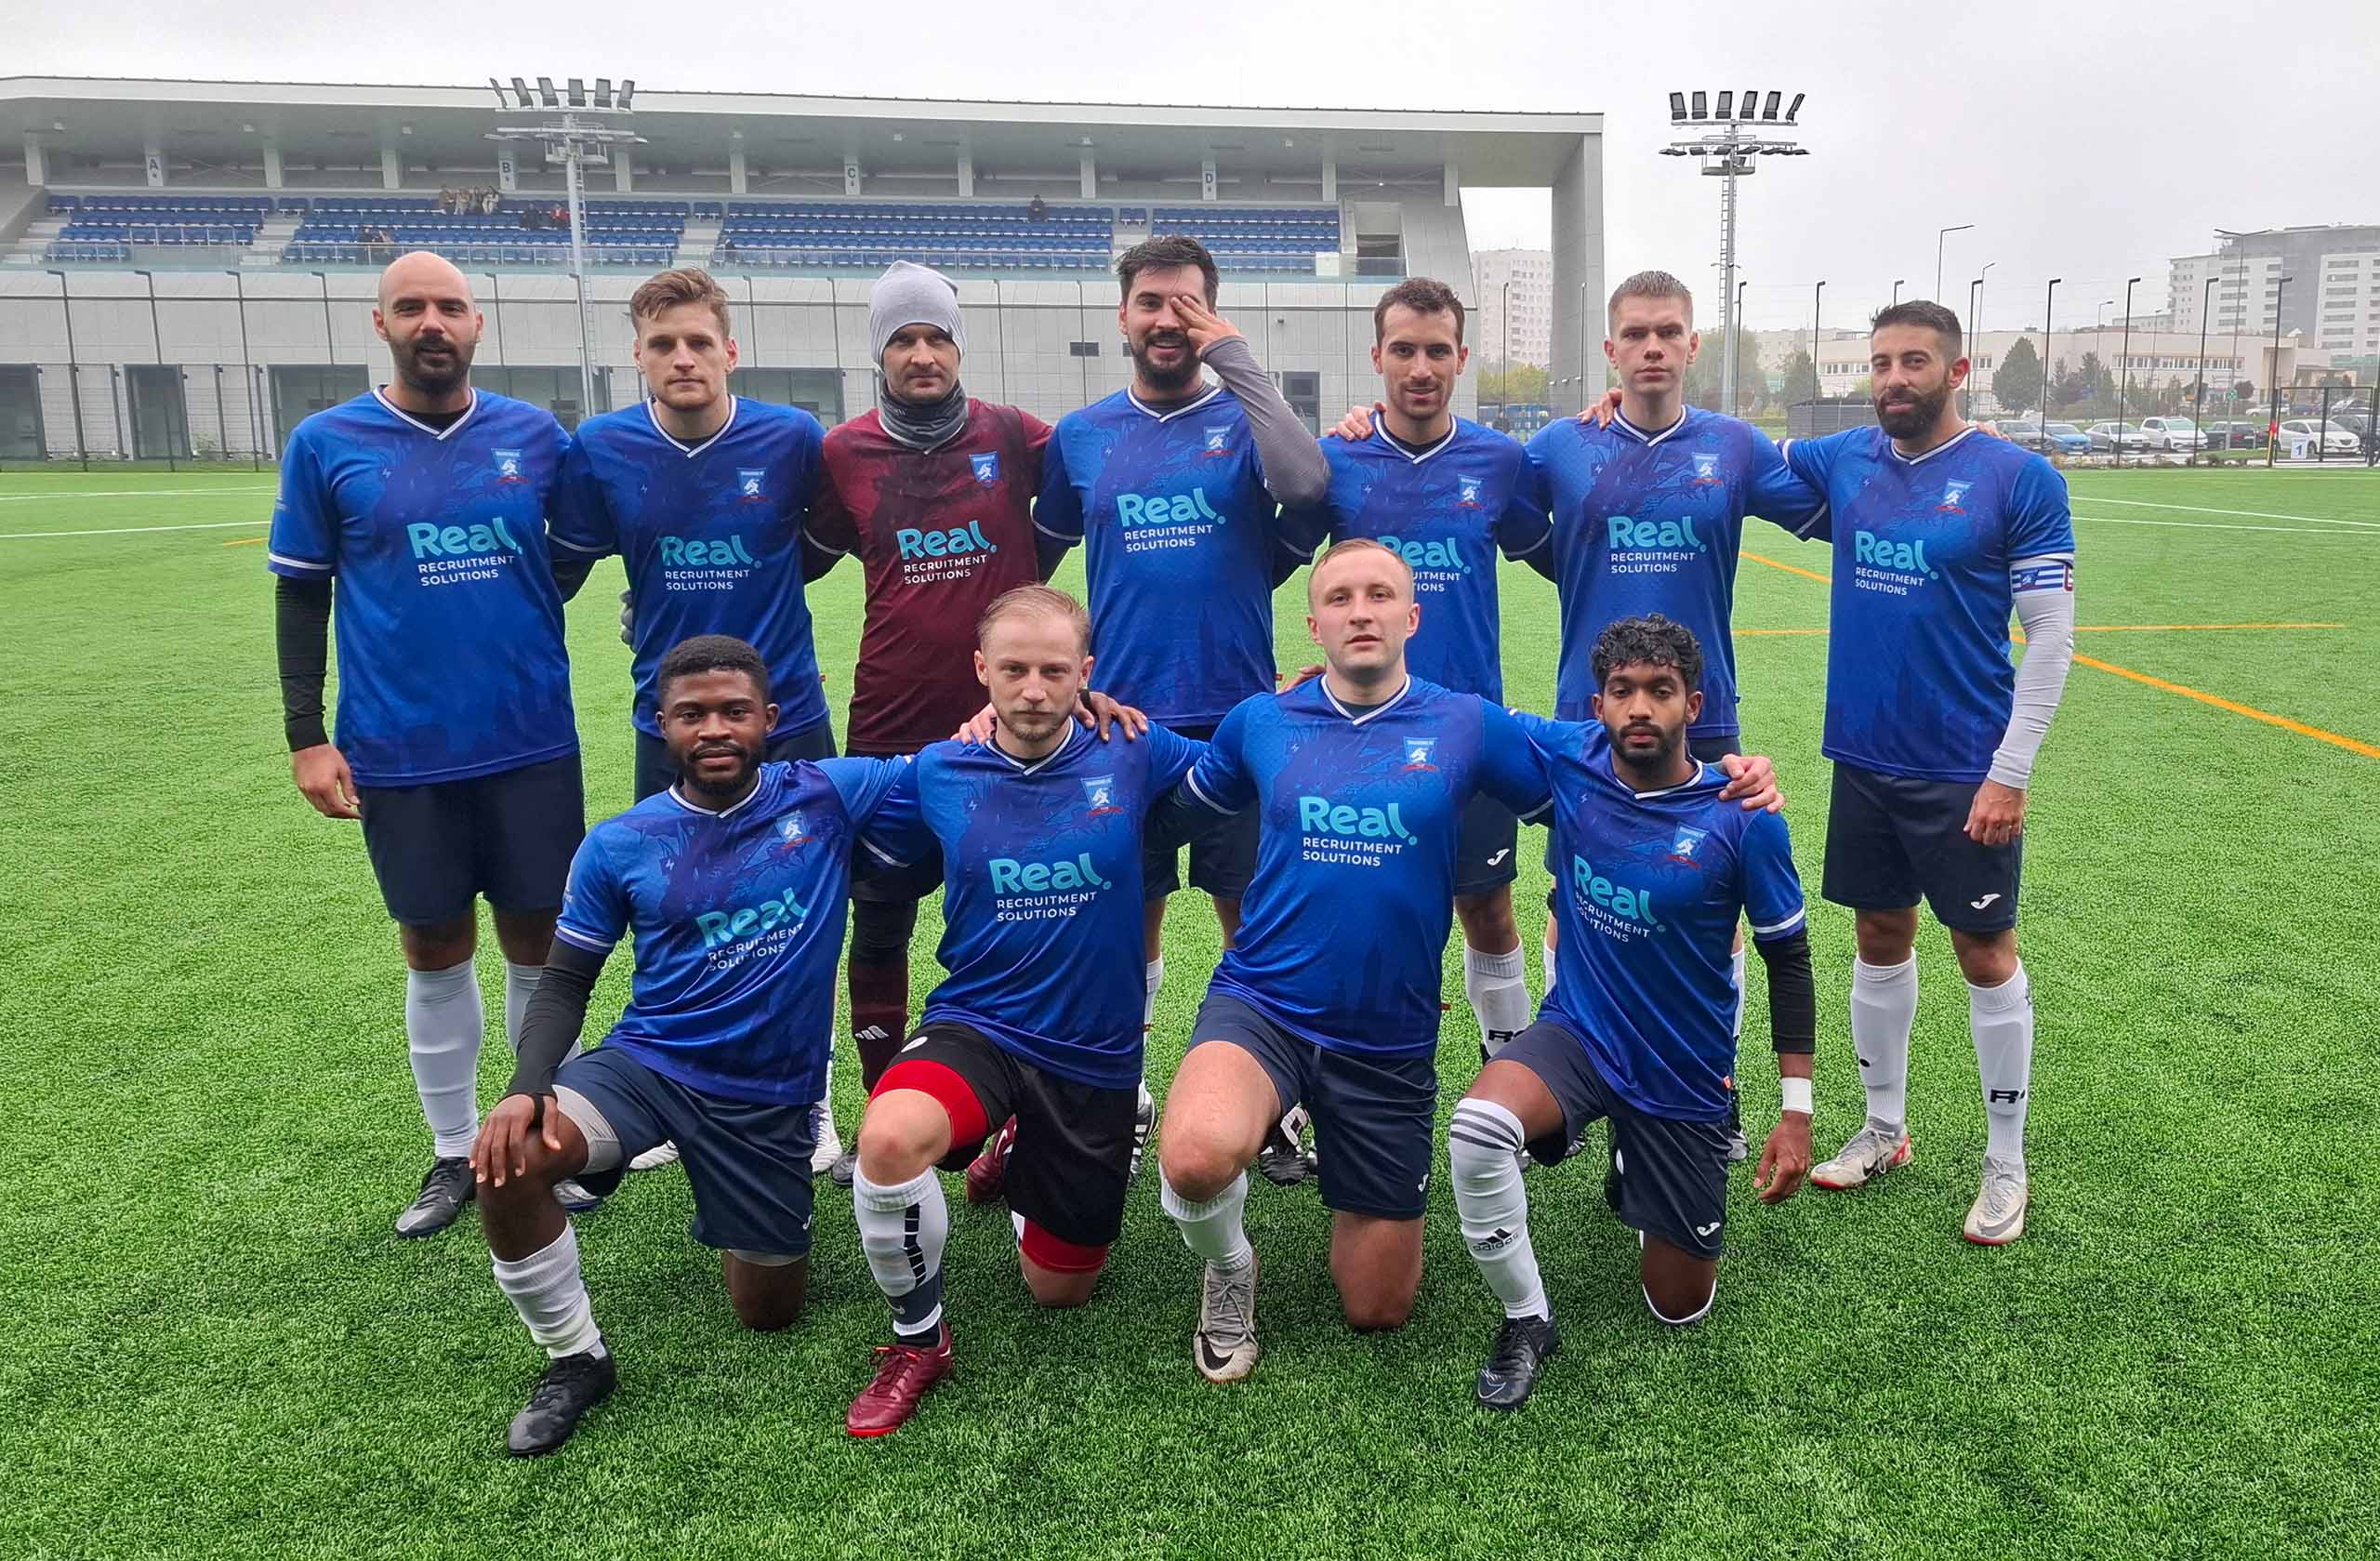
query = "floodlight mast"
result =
(1660, 89, 1808, 418)
(486, 74, 645, 423)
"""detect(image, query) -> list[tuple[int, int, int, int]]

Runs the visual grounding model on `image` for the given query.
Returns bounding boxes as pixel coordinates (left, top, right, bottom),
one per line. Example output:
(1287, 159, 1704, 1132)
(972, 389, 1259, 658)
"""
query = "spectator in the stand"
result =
(481, 189, 500, 217)
(1027, 194, 1048, 222)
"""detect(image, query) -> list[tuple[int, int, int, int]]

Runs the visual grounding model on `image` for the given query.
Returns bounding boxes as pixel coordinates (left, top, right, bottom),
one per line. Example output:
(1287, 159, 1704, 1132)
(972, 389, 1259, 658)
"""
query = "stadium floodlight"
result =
(509, 76, 532, 109)
(618, 79, 635, 111)
(488, 70, 646, 426)
(1661, 86, 1811, 417)
(1785, 93, 1805, 122)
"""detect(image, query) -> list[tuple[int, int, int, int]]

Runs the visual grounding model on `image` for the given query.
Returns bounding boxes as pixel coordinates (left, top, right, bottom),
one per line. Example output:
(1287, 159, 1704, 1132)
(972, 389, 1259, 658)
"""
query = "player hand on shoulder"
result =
(1170, 291, 1244, 355)
(1964, 778, 2027, 845)
(290, 743, 363, 820)
(1578, 388, 1622, 428)
(1329, 403, 1383, 442)
(951, 702, 998, 747)
(1754, 1109, 1812, 1204)
(1078, 690, 1147, 742)
(471, 1091, 562, 1188)
(1714, 752, 1784, 814)
(1276, 663, 1325, 694)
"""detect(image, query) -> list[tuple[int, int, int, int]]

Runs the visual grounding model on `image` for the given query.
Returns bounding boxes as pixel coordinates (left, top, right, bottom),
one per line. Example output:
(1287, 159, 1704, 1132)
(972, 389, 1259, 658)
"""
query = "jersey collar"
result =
(373, 386, 479, 441)
(1126, 383, 1226, 423)
(1604, 753, 1712, 800)
(666, 762, 774, 818)
(1371, 422, 1458, 464)
(645, 394, 738, 457)
(1612, 408, 1689, 447)
(986, 720, 1078, 774)
(1318, 676, 1413, 726)
(1888, 425, 1977, 466)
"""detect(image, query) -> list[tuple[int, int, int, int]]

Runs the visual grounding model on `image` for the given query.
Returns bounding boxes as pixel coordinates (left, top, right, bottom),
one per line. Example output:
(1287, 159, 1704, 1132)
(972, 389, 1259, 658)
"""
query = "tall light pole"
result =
(1967, 262, 1993, 418)
(2268, 273, 2292, 469)
(1501, 279, 1513, 422)
(488, 74, 643, 425)
(1893, 278, 1906, 305)
(1733, 276, 1749, 410)
(2041, 276, 2061, 422)
(2116, 275, 2142, 467)
(1810, 279, 1825, 402)
(1660, 88, 1810, 418)
(1936, 224, 1973, 301)
(45, 268, 89, 470)
(229, 269, 260, 470)
(133, 269, 176, 470)
(2191, 272, 2216, 464)
(311, 270, 336, 370)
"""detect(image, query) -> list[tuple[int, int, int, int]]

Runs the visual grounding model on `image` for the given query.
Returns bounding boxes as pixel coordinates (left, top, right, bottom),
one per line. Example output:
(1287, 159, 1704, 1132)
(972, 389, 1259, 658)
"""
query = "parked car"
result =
(2041, 421, 2095, 456)
(2274, 419, 2360, 456)
(2200, 420, 2267, 450)
(2136, 417, 2204, 452)
(2000, 419, 2093, 456)
(2084, 421, 2150, 453)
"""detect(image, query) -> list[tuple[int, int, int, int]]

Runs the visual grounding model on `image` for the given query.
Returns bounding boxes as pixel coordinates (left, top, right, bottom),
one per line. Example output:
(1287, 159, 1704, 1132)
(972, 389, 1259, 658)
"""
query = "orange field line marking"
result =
(220, 536, 266, 548)
(1736, 551, 2378, 761)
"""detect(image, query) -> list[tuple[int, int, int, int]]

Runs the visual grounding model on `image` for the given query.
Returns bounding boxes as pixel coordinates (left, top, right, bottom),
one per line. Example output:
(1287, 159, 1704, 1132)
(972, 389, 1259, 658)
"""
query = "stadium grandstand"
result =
(0, 76, 1602, 460)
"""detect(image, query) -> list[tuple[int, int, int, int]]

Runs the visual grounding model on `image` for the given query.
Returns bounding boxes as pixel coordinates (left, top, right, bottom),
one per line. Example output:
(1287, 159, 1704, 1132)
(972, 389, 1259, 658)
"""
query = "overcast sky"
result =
(17, 0, 2376, 332)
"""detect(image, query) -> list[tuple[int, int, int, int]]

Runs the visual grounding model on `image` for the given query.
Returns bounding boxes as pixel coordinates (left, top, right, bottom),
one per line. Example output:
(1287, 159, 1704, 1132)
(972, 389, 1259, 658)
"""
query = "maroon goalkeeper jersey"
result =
(811, 400, 1051, 754)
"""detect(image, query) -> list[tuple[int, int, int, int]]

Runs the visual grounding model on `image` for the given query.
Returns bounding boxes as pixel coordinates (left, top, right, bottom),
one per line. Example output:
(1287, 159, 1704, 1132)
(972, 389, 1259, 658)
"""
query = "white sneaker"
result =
(810, 1099, 844, 1176)
(1810, 1120, 1912, 1191)
(1194, 1251, 1261, 1383)
(628, 1141, 680, 1172)
(1964, 1157, 2029, 1245)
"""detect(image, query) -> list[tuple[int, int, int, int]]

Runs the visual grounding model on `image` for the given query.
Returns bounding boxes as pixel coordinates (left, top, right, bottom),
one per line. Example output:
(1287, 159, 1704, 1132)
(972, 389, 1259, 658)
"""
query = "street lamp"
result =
(1810, 280, 1825, 401)
(133, 269, 176, 471)
(2041, 277, 2061, 423)
(1967, 262, 1993, 418)
(1502, 280, 1513, 418)
(1936, 224, 1973, 301)
(1892, 278, 1906, 305)
(311, 270, 336, 367)
(1661, 87, 1810, 418)
(2268, 273, 2293, 469)
(2191, 272, 2216, 465)
(44, 268, 89, 470)
(2116, 275, 2142, 468)
(1734, 277, 1749, 410)
(228, 269, 261, 470)
(488, 73, 644, 425)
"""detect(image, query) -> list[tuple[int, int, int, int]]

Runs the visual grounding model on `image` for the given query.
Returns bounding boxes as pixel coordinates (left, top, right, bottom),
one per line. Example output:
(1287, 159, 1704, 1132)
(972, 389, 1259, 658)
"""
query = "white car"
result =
(2275, 419, 2360, 456)
(2135, 417, 2203, 452)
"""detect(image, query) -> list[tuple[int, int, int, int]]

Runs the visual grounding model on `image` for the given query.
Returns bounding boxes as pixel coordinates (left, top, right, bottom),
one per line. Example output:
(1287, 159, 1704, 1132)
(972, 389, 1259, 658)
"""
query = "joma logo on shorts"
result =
(987, 853, 1113, 894)
(695, 889, 809, 947)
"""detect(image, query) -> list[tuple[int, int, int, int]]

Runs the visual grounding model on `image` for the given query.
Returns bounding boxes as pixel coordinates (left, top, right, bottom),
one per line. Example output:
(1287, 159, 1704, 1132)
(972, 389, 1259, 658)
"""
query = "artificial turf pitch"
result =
(2, 463, 2374, 1559)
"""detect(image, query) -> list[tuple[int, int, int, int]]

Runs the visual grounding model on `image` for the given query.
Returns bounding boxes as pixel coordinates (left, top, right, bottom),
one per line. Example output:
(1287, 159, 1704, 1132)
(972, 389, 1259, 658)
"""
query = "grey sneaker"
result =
(552, 1178, 603, 1213)
(1811, 1120, 1912, 1191)
(1964, 1157, 2030, 1245)
(394, 1157, 474, 1238)
(1193, 1251, 1261, 1383)
(627, 1141, 680, 1172)
(1129, 1080, 1157, 1183)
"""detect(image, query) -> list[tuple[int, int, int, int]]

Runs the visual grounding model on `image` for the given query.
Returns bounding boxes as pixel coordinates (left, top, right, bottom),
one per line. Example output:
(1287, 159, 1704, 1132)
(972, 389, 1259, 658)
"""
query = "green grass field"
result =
(3, 463, 2376, 1559)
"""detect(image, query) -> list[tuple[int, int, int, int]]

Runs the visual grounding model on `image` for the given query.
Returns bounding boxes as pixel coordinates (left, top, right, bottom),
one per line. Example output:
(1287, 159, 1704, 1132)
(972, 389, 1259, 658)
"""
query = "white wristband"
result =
(1779, 1077, 1813, 1116)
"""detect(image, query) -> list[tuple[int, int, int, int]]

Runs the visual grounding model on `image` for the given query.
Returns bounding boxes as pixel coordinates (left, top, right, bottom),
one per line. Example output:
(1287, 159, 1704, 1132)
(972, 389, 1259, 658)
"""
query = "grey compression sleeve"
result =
(1201, 336, 1330, 508)
(1989, 559, 2078, 789)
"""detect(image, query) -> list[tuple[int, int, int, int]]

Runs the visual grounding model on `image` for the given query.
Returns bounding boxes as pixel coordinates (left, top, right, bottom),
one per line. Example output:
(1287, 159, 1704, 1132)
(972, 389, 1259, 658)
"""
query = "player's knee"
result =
(1157, 1133, 1237, 1202)
(1643, 1271, 1716, 1326)
(1950, 930, 2018, 986)
(1341, 1286, 1417, 1332)
(1454, 889, 1518, 951)
(1020, 1223, 1107, 1306)
(1854, 913, 1917, 965)
(1448, 1097, 1526, 1187)
(853, 1098, 943, 1182)
(730, 1289, 800, 1331)
(1022, 1264, 1101, 1309)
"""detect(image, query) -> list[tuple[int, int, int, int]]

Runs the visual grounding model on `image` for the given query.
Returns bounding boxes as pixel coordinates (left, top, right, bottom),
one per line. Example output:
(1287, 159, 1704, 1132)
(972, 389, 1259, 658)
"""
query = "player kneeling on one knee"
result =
(1449, 615, 1815, 1410)
(473, 635, 915, 1457)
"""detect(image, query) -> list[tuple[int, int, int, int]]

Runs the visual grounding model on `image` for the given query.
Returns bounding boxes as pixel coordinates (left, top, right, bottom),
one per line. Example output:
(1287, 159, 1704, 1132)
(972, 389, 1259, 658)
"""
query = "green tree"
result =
(2043, 356, 2071, 412)
(1477, 361, 1548, 405)
(1992, 336, 2044, 417)
(1780, 348, 1818, 403)
(1735, 333, 1766, 414)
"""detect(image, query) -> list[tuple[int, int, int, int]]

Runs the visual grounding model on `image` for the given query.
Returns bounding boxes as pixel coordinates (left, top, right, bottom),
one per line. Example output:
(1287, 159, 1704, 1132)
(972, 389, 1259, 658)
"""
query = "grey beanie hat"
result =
(868, 260, 966, 363)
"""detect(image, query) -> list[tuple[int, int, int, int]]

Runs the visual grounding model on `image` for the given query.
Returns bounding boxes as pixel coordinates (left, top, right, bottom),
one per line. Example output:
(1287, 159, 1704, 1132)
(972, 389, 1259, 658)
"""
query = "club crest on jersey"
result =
(738, 468, 768, 502)
(777, 812, 813, 849)
(1202, 427, 1231, 456)
(971, 451, 1000, 486)
(1939, 479, 1973, 512)
(494, 448, 525, 483)
(1692, 452, 1722, 484)
(1402, 737, 1438, 772)
(1668, 825, 1711, 864)
(1083, 774, 1124, 816)
(1457, 475, 1484, 508)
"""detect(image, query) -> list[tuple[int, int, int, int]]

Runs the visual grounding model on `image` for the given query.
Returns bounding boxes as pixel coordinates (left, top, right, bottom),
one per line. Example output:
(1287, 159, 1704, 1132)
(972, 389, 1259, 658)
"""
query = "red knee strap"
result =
(872, 1058, 991, 1149)
(1019, 1220, 1110, 1275)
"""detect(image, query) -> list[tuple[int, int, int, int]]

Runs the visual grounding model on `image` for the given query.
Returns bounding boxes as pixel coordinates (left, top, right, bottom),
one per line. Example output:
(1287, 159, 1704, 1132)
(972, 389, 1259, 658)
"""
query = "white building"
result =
(1472, 248, 1550, 367)
(2170, 225, 2380, 357)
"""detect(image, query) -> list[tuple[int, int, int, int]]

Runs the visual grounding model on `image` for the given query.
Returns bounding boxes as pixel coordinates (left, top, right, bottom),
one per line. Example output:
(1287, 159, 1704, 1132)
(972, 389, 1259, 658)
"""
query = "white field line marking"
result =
(2077, 494, 2380, 531)
(0, 520, 270, 540)
(0, 485, 275, 503)
(2070, 512, 2376, 536)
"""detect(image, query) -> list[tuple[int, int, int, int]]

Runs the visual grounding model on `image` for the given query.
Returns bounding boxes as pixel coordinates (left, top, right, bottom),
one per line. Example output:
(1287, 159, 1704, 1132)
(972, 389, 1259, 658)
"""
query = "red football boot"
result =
(964, 1116, 1018, 1206)
(846, 1323, 954, 1437)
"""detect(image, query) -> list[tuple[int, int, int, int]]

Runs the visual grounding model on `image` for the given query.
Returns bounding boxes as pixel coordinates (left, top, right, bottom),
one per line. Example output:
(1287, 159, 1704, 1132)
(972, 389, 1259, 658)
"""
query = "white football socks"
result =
(1849, 954, 1918, 1132)
(1160, 1170, 1252, 1272)
(492, 1224, 604, 1358)
(1462, 942, 1530, 1055)
(1448, 1099, 1548, 1320)
(406, 958, 484, 1160)
(1969, 961, 2034, 1172)
(854, 1166, 949, 1340)
(1144, 958, 1164, 1030)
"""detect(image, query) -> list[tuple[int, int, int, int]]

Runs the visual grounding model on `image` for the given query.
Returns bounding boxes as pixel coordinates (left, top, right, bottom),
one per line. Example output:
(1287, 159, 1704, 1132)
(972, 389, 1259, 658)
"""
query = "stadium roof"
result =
(1, 77, 1599, 188)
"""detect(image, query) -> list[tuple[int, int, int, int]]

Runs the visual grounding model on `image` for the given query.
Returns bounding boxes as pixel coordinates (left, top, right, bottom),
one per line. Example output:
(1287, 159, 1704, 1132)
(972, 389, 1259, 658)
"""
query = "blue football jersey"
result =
(266, 389, 575, 787)
(1035, 387, 1312, 726)
(1524, 408, 1827, 734)
(550, 397, 831, 741)
(862, 722, 1207, 1090)
(553, 758, 908, 1106)
(1283, 420, 1551, 702)
(1782, 426, 2076, 783)
(1182, 678, 1552, 1056)
(1516, 712, 1807, 1123)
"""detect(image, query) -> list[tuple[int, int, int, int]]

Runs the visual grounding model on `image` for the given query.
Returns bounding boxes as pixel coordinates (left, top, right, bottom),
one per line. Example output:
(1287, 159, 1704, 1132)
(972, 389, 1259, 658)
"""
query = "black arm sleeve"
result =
(800, 534, 844, 584)
(504, 939, 609, 1098)
(550, 552, 599, 602)
(1521, 548, 1558, 583)
(1268, 543, 1312, 589)
(274, 574, 335, 751)
(1753, 929, 1817, 1054)
(1035, 529, 1076, 582)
